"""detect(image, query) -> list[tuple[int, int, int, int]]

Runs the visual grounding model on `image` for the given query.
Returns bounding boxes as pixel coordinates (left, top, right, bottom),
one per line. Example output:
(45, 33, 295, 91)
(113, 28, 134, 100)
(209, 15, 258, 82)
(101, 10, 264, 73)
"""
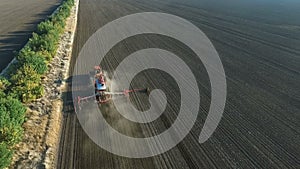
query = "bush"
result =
(28, 33, 59, 57)
(37, 20, 55, 35)
(0, 77, 10, 91)
(0, 143, 13, 169)
(0, 91, 5, 99)
(50, 14, 66, 28)
(10, 65, 44, 103)
(0, 0, 75, 167)
(11, 81, 44, 103)
(10, 65, 41, 84)
(16, 47, 47, 74)
(37, 50, 53, 61)
(0, 97, 26, 126)
(0, 95, 26, 145)
(0, 125, 24, 146)
(59, 3, 71, 18)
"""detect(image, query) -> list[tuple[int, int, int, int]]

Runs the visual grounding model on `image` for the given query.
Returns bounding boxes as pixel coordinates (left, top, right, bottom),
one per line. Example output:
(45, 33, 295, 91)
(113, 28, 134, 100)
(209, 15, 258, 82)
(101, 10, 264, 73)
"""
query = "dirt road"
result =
(58, 0, 300, 168)
(0, 0, 61, 72)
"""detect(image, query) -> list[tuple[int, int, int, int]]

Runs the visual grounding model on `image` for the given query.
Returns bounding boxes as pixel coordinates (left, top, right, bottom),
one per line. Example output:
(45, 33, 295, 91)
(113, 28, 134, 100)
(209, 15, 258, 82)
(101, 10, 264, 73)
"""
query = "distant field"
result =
(59, 0, 300, 168)
(0, 0, 61, 72)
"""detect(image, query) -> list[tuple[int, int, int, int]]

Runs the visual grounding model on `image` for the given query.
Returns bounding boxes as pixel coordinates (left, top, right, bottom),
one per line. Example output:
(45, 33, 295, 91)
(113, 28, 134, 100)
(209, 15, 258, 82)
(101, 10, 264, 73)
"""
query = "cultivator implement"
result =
(73, 64, 150, 112)
(74, 88, 149, 111)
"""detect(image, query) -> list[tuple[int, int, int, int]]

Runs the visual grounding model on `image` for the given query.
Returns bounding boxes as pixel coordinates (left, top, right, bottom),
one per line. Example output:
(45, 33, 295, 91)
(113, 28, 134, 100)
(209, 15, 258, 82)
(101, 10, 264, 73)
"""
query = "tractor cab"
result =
(95, 78, 107, 91)
(93, 66, 109, 103)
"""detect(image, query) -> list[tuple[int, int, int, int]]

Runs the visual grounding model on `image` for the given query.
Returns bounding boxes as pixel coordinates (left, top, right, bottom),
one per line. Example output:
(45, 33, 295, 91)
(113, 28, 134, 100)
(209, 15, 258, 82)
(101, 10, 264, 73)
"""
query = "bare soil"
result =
(58, 0, 300, 168)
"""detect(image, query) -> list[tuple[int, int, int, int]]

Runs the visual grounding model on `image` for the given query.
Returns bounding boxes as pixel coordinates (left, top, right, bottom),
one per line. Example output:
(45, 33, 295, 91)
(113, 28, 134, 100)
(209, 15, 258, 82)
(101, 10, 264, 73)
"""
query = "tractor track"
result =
(57, 0, 300, 168)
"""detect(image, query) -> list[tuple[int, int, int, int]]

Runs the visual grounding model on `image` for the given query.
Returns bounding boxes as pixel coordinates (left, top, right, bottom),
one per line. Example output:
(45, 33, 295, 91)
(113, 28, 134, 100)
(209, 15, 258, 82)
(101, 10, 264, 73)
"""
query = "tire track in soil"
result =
(58, 0, 300, 168)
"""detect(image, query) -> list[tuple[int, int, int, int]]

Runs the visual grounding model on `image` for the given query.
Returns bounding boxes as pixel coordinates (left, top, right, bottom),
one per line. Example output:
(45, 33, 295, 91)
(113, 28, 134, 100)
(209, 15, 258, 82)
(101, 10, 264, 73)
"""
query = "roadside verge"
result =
(3, 0, 79, 168)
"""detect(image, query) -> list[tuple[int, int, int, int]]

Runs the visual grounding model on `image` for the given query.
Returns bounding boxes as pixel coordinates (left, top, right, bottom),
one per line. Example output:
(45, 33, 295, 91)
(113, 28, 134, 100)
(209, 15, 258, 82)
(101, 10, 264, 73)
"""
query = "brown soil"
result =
(58, 0, 300, 168)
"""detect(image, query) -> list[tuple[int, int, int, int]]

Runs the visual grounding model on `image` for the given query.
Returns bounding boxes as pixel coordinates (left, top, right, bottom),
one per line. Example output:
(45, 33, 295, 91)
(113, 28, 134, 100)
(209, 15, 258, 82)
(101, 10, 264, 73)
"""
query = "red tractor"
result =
(75, 66, 149, 110)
